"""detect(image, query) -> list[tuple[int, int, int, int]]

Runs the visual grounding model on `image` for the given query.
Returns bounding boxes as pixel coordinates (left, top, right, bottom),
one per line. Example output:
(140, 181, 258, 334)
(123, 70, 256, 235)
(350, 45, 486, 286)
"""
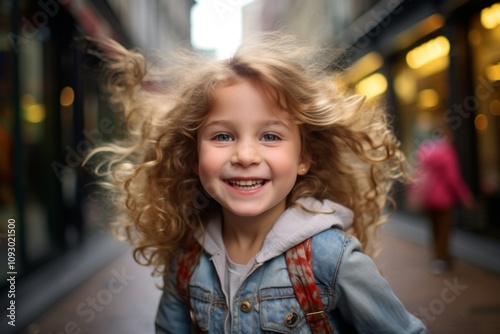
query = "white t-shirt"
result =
(225, 254, 255, 313)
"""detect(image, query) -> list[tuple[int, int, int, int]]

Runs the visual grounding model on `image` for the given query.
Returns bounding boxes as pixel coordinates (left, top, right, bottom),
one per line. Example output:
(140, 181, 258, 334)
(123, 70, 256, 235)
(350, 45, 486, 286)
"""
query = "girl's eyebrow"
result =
(202, 120, 232, 129)
(263, 120, 290, 129)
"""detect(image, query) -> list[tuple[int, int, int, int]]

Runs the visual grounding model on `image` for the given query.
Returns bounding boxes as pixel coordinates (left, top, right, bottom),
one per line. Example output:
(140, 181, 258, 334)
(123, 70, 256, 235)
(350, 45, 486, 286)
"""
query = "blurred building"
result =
(0, 0, 192, 329)
(244, 0, 500, 235)
(106, 0, 192, 54)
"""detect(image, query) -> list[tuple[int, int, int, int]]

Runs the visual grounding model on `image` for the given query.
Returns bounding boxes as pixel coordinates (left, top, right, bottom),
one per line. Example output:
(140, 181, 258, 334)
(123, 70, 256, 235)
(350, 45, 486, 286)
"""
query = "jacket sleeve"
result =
(334, 236, 429, 334)
(155, 260, 195, 334)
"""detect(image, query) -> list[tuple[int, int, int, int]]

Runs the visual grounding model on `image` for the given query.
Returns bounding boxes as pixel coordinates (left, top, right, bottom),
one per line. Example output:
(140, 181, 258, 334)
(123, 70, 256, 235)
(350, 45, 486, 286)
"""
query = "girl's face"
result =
(196, 79, 309, 222)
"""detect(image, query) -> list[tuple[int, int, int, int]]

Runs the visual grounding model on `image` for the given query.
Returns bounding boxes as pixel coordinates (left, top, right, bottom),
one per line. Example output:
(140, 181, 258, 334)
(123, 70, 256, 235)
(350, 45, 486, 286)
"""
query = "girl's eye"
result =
(214, 133, 233, 141)
(261, 133, 279, 141)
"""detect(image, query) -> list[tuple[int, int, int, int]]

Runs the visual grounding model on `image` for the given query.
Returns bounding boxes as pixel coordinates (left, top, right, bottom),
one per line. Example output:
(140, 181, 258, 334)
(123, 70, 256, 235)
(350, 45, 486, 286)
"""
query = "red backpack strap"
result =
(286, 238, 335, 334)
(176, 241, 205, 333)
(176, 241, 203, 304)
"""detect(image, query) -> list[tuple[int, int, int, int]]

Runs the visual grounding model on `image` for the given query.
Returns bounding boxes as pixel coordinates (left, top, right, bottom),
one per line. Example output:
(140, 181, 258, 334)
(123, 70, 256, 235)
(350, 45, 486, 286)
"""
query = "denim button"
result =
(240, 301, 252, 312)
(285, 312, 299, 327)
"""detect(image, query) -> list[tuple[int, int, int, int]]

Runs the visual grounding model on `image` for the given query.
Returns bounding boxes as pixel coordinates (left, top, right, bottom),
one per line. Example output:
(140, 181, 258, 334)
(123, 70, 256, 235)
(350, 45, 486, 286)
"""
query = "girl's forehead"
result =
(213, 79, 285, 110)
(210, 82, 293, 119)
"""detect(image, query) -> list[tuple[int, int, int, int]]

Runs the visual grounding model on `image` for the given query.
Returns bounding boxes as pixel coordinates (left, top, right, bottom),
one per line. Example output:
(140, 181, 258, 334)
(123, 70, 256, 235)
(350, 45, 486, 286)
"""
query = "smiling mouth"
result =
(225, 179, 267, 190)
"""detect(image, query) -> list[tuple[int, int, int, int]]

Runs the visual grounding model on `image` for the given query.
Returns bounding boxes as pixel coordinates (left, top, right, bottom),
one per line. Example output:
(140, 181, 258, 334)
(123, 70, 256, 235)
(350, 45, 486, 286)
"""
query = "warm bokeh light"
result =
(356, 73, 387, 99)
(347, 52, 384, 83)
(486, 63, 500, 82)
(60, 86, 75, 106)
(406, 36, 450, 69)
(474, 114, 488, 132)
(468, 29, 482, 46)
(481, 3, 500, 29)
(418, 89, 440, 109)
(394, 70, 417, 105)
(490, 99, 500, 116)
(25, 104, 46, 123)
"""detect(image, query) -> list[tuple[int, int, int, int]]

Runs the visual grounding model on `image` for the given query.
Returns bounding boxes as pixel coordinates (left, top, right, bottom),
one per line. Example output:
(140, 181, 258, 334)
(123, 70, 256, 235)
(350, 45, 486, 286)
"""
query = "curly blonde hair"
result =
(86, 33, 408, 280)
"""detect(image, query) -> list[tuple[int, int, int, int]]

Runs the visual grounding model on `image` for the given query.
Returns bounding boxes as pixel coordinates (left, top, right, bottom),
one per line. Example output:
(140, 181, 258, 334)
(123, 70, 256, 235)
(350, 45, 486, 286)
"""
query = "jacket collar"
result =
(197, 197, 353, 263)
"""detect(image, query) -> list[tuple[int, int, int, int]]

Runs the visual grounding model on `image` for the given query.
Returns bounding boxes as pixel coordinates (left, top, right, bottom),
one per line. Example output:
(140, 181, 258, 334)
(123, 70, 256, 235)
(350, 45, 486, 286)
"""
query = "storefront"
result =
(343, 0, 500, 233)
(469, 3, 500, 227)
(0, 0, 129, 285)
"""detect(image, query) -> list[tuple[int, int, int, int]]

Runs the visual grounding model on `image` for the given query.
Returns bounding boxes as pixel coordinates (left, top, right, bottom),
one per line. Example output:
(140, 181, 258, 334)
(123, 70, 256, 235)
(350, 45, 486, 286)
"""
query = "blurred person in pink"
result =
(410, 122, 473, 274)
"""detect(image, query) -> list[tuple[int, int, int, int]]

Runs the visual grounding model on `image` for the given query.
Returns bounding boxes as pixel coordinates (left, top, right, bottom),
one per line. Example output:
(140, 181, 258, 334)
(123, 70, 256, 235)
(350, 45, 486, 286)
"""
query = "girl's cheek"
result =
(199, 176, 218, 197)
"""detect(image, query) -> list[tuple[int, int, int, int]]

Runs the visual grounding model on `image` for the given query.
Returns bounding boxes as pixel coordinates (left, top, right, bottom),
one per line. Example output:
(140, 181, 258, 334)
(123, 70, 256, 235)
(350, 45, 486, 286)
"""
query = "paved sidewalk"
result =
(19, 214, 500, 334)
(20, 249, 163, 334)
(385, 212, 500, 274)
(377, 231, 500, 333)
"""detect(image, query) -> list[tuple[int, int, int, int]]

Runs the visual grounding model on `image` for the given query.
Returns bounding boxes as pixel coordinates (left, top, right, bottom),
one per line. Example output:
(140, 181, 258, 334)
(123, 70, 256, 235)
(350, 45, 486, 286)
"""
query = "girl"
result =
(87, 34, 428, 333)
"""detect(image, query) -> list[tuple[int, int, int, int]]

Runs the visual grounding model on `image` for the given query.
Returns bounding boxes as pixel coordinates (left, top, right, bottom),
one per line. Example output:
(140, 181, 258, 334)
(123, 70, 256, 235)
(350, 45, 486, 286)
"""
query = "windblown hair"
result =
(86, 33, 408, 280)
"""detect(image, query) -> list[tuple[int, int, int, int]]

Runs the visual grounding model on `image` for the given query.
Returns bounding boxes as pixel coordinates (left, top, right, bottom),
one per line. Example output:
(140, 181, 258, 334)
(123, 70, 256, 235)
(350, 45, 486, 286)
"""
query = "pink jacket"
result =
(412, 140, 471, 210)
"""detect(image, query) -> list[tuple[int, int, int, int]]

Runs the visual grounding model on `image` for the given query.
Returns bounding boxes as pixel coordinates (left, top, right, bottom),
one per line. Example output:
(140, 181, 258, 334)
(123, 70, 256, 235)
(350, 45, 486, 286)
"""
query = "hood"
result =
(197, 197, 353, 263)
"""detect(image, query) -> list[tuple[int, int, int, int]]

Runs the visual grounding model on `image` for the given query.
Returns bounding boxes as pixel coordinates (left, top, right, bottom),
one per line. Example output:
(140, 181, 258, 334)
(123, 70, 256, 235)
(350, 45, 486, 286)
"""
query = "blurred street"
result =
(378, 214, 500, 334)
(13, 212, 500, 334)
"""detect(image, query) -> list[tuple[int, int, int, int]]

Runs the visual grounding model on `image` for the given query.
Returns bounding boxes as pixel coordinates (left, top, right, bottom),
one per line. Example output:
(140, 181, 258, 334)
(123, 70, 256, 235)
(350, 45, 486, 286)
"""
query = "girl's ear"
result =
(297, 154, 311, 175)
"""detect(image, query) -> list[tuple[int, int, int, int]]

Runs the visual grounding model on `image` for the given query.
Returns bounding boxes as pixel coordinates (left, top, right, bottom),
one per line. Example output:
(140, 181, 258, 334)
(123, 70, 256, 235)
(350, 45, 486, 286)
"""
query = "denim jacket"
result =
(156, 198, 428, 333)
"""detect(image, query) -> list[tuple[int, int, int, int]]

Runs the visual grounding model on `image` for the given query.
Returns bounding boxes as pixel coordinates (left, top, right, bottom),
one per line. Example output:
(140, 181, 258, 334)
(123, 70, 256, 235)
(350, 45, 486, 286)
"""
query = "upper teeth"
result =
(229, 180, 264, 186)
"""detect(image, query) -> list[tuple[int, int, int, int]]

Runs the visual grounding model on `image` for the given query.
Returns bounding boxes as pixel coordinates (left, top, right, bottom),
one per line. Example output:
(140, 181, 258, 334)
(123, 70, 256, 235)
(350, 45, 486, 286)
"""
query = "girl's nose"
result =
(231, 140, 262, 166)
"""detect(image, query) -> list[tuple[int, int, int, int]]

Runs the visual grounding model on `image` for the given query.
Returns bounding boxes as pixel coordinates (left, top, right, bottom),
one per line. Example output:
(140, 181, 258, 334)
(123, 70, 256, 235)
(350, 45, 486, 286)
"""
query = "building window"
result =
(469, 4, 500, 217)
(391, 35, 451, 161)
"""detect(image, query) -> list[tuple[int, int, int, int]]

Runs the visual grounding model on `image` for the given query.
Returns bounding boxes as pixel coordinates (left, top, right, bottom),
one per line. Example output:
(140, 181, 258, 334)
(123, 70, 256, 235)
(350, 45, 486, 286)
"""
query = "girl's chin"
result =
(223, 207, 266, 218)
(220, 201, 286, 221)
